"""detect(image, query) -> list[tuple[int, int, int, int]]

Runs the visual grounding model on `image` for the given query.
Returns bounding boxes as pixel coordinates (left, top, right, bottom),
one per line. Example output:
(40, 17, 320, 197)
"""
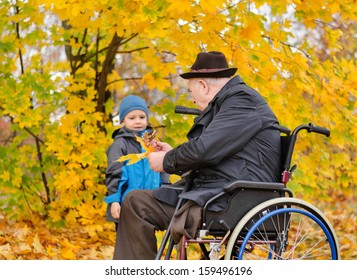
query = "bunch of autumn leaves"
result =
(117, 131, 157, 165)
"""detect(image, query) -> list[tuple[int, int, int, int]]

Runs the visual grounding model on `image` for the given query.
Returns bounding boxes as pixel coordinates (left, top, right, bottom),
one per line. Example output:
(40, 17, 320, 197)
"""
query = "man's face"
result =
(187, 78, 209, 111)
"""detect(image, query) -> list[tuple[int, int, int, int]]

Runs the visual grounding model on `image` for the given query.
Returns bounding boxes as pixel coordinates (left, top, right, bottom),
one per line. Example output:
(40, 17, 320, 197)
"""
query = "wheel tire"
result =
(225, 197, 339, 260)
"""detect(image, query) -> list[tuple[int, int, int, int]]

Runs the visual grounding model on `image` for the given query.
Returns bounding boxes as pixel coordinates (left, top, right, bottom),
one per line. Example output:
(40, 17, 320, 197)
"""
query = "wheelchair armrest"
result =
(223, 180, 290, 194)
(160, 184, 184, 191)
(203, 180, 292, 214)
(201, 180, 293, 230)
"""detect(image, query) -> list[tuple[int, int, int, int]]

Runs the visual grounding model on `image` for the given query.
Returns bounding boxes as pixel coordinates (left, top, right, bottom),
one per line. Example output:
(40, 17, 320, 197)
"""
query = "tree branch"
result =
(117, 46, 149, 54)
(34, 136, 51, 204)
(15, 5, 24, 75)
(262, 35, 311, 59)
(23, 127, 44, 144)
(95, 32, 123, 113)
(12, 5, 50, 206)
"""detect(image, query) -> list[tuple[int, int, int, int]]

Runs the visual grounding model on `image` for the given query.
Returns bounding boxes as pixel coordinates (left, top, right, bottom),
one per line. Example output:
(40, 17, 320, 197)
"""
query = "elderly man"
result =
(113, 51, 281, 260)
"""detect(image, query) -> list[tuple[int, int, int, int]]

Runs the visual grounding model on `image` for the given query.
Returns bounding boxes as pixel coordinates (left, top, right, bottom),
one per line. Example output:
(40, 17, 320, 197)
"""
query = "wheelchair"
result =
(156, 109, 340, 260)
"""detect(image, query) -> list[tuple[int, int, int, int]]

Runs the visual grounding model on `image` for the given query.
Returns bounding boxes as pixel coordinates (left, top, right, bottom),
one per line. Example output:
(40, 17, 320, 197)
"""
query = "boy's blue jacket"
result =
(104, 151, 160, 204)
(105, 126, 168, 222)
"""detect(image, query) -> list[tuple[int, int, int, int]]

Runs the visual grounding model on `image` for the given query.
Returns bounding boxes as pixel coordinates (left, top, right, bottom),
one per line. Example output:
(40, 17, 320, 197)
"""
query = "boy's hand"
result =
(110, 202, 121, 219)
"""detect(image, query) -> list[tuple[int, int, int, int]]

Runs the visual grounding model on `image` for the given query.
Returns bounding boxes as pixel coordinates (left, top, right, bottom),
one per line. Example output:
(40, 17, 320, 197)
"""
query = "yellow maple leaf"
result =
(240, 20, 261, 41)
(118, 152, 148, 165)
(167, 0, 192, 14)
(61, 247, 77, 260)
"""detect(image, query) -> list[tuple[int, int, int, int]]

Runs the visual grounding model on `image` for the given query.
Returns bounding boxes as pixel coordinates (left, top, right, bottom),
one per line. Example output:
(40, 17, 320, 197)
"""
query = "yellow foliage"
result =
(0, 0, 356, 262)
(141, 72, 172, 91)
(0, 171, 10, 182)
(240, 21, 261, 41)
(167, 0, 193, 14)
(200, 0, 221, 15)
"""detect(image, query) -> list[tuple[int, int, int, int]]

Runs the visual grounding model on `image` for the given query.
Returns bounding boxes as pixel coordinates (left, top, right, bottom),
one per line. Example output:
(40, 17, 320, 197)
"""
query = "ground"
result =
(0, 191, 355, 260)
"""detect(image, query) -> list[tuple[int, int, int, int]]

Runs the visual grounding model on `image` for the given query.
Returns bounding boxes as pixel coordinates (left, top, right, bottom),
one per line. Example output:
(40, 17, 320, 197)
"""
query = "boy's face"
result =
(121, 110, 148, 131)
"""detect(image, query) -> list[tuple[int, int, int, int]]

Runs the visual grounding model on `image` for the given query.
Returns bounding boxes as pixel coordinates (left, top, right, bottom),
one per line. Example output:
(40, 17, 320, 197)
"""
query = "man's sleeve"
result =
(163, 93, 262, 173)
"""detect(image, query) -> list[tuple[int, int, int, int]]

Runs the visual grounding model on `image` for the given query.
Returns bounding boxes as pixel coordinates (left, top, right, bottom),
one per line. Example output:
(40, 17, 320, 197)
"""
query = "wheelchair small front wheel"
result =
(225, 197, 339, 260)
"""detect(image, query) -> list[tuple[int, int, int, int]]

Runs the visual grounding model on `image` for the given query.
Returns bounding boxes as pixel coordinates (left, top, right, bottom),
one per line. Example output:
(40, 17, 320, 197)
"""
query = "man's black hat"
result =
(180, 51, 237, 79)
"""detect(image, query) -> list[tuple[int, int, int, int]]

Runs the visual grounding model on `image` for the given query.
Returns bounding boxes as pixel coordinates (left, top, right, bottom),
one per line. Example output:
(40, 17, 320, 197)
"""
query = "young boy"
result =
(104, 95, 167, 224)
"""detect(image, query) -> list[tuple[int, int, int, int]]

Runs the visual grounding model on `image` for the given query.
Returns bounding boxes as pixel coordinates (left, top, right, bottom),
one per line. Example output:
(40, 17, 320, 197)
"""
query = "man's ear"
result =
(198, 79, 209, 95)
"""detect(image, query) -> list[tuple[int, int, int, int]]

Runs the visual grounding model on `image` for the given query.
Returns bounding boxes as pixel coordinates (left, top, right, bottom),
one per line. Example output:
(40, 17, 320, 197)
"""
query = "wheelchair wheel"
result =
(225, 197, 339, 260)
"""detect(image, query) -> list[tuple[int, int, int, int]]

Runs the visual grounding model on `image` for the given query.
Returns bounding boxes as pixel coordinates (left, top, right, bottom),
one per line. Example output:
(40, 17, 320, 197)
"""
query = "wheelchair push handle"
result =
(175, 105, 201, 115)
(308, 123, 330, 137)
(283, 122, 331, 176)
(292, 123, 330, 138)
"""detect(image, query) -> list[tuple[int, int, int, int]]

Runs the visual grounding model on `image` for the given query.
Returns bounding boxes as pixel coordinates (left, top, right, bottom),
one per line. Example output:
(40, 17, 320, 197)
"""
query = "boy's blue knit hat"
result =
(119, 95, 149, 123)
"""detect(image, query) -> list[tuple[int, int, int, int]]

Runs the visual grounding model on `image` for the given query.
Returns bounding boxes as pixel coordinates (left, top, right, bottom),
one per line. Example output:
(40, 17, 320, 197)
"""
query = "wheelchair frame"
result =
(156, 107, 340, 260)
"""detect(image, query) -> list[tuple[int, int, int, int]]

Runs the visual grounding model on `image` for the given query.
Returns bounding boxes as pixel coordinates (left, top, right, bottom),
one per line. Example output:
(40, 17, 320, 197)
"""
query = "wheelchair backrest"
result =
(280, 135, 292, 173)
(278, 125, 291, 172)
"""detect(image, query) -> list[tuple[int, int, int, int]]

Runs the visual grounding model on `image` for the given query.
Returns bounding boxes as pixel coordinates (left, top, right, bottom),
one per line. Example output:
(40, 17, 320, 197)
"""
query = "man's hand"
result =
(148, 141, 173, 172)
(148, 151, 167, 172)
(110, 202, 121, 219)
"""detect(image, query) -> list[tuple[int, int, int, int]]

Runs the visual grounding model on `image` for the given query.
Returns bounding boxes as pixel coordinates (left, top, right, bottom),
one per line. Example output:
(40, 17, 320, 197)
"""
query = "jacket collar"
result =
(112, 126, 152, 140)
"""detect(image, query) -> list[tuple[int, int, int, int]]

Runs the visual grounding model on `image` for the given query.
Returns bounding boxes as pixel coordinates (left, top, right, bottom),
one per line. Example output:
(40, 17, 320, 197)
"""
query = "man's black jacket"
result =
(153, 75, 281, 211)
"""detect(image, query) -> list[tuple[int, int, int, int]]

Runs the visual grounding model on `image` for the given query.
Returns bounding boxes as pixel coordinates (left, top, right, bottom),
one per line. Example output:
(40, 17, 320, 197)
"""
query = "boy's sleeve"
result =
(105, 140, 125, 197)
(105, 166, 128, 204)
